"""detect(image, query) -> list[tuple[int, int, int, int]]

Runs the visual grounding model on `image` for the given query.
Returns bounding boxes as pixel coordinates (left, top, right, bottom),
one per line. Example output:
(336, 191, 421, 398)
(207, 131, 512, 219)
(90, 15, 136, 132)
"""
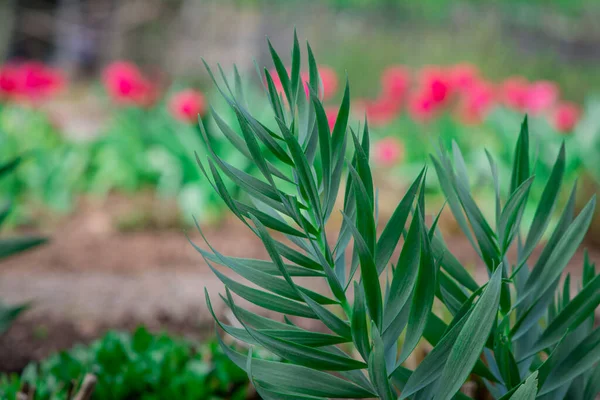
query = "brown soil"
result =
(1, 194, 599, 375)
(0, 312, 215, 374)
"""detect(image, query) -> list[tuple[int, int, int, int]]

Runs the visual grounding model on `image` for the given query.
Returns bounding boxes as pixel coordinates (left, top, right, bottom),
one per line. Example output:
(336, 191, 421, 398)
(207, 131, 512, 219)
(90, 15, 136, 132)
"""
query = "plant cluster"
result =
(197, 34, 600, 399)
(0, 155, 46, 334)
(1, 44, 599, 233)
(0, 327, 252, 400)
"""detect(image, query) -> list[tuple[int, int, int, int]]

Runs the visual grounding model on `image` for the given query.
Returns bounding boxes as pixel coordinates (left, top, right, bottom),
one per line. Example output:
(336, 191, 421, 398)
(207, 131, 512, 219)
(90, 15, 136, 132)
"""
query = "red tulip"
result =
(169, 89, 207, 123)
(374, 137, 404, 166)
(0, 64, 19, 99)
(318, 66, 338, 100)
(325, 106, 338, 131)
(457, 80, 497, 124)
(418, 67, 452, 105)
(267, 67, 285, 94)
(552, 102, 581, 133)
(525, 81, 559, 114)
(356, 97, 401, 127)
(381, 66, 411, 102)
(449, 63, 480, 94)
(501, 76, 529, 111)
(0, 62, 64, 102)
(102, 61, 155, 106)
(408, 90, 437, 123)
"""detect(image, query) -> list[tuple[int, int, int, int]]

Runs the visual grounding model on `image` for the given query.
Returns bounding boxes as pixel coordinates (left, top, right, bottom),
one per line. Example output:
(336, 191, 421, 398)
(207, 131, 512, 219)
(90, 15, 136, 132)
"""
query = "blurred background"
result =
(0, 0, 600, 398)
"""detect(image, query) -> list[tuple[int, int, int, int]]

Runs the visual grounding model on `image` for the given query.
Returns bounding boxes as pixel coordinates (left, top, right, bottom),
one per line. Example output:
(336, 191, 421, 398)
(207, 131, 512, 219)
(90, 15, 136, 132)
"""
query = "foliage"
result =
(197, 33, 600, 399)
(0, 154, 46, 334)
(0, 327, 252, 400)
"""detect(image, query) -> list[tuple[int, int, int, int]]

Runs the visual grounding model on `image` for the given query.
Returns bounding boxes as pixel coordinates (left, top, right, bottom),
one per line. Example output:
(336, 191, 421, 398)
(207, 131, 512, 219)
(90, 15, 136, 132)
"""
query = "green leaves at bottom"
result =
(434, 265, 503, 400)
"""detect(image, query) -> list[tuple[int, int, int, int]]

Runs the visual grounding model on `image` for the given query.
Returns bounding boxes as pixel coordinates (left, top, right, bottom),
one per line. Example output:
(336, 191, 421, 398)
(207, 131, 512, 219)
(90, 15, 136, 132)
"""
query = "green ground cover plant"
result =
(0, 154, 46, 334)
(197, 32, 600, 399)
(0, 327, 252, 400)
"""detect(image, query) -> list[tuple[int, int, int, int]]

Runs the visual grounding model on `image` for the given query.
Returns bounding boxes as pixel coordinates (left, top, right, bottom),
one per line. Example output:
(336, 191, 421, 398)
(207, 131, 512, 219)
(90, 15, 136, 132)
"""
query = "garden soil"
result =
(1, 198, 598, 372)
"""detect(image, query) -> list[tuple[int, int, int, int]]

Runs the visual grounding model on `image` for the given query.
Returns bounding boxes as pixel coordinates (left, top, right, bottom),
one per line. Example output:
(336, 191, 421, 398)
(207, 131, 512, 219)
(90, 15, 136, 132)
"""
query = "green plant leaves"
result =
(351, 282, 370, 361)
(221, 336, 375, 398)
(538, 328, 600, 395)
(375, 168, 424, 273)
(434, 265, 503, 400)
(509, 371, 538, 400)
(198, 36, 598, 400)
(368, 324, 394, 400)
(398, 214, 438, 364)
(342, 212, 383, 329)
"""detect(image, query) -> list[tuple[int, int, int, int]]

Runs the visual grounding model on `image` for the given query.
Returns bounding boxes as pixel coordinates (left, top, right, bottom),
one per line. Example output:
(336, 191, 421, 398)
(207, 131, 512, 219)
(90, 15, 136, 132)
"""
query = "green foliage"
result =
(198, 33, 600, 399)
(0, 90, 265, 226)
(0, 154, 46, 334)
(0, 327, 251, 400)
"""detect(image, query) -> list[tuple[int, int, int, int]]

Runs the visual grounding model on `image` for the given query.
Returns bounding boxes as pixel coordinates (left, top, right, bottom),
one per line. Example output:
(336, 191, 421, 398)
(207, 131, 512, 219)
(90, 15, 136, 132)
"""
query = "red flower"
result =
(169, 89, 207, 123)
(457, 80, 497, 124)
(408, 90, 437, 123)
(418, 67, 452, 105)
(102, 61, 155, 106)
(318, 66, 338, 101)
(325, 106, 338, 131)
(552, 102, 581, 133)
(501, 76, 529, 111)
(267, 68, 285, 94)
(525, 81, 558, 114)
(0, 62, 64, 102)
(0, 64, 20, 99)
(381, 66, 411, 102)
(374, 137, 404, 166)
(355, 97, 401, 127)
(449, 63, 480, 94)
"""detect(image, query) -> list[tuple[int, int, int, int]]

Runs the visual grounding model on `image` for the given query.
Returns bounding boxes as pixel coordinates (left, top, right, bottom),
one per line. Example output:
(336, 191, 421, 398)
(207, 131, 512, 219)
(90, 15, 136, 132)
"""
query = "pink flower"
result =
(457, 80, 497, 124)
(318, 66, 338, 100)
(169, 89, 207, 123)
(381, 66, 411, 101)
(408, 90, 438, 122)
(418, 67, 452, 105)
(374, 137, 404, 166)
(355, 98, 401, 127)
(102, 61, 155, 106)
(501, 77, 529, 111)
(267, 68, 285, 94)
(552, 102, 581, 133)
(325, 106, 337, 131)
(449, 63, 480, 94)
(0, 62, 64, 102)
(525, 81, 559, 114)
(0, 64, 20, 99)
(18, 62, 65, 101)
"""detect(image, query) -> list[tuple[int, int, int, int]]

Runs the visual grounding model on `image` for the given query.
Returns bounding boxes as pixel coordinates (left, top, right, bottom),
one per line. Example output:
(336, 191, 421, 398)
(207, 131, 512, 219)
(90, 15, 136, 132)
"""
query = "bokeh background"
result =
(1, 0, 600, 398)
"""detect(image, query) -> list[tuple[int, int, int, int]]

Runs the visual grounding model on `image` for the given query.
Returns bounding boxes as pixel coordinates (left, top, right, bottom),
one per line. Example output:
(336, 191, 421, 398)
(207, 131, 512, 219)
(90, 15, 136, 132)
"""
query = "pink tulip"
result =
(325, 106, 338, 131)
(552, 102, 581, 133)
(103, 61, 155, 106)
(408, 90, 438, 122)
(525, 81, 559, 114)
(374, 137, 404, 166)
(449, 63, 480, 94)
(457, 80, 497, 124)
(501, 77, 529, 111)
(356, 97, 401, 127)
(0, 62, 64, 102)
(418, 67, 452, 105)
(169, 89, 207, 123)
(381, 66, 411, 102)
